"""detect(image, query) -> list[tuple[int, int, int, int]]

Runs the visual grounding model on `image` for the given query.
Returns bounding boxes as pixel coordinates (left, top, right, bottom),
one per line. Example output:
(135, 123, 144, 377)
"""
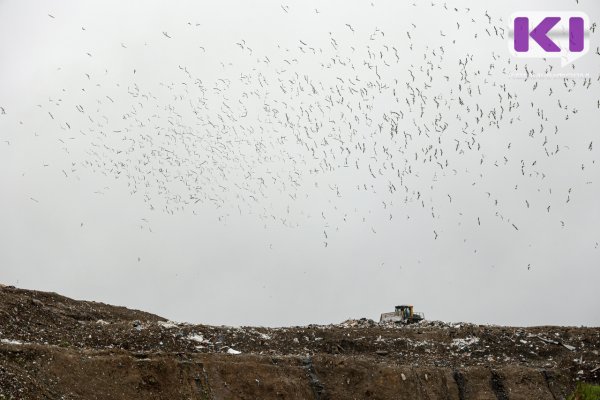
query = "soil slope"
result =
(0, 284, 598, 399)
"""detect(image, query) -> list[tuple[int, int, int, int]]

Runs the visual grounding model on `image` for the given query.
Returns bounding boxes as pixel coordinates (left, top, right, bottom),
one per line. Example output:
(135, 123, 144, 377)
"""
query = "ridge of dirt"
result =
(0, 284, 598, 399)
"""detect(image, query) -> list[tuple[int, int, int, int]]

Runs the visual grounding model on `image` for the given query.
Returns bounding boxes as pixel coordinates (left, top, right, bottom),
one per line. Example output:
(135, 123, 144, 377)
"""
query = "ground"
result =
(0, 284, 598, 399)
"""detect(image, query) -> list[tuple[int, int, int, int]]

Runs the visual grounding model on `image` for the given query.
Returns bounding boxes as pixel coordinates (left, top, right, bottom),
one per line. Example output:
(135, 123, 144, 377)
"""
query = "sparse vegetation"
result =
(568, 383, 600, 400)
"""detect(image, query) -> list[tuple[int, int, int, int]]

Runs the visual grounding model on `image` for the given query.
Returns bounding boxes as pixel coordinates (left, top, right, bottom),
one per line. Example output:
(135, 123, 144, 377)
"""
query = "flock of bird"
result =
(2, 2, 599, 252)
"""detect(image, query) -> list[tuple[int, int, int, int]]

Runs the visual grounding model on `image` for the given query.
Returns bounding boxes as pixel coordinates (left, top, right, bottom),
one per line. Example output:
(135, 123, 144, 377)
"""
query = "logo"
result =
(509, 11, 589, 66)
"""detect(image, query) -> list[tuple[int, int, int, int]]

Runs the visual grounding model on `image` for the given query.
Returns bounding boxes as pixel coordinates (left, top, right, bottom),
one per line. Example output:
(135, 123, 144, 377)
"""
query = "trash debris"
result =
(451, 336, 480, 349)
(1, 285, 599, 399)
(0, 339, 23, 345)
(132, 320, 143, 331)
(561, 343, 576, 352)
(530, 334, 576, 351)
(187, 333, 204, 343)
(158, 321, 178, 329)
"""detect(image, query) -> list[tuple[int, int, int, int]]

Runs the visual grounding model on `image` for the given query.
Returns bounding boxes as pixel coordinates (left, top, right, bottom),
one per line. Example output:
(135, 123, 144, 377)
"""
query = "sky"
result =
(0, 0, 599, 327)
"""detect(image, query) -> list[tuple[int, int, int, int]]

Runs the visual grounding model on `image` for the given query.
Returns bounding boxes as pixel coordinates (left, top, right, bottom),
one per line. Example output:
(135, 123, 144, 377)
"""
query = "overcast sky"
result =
(0, 0, 599, 327)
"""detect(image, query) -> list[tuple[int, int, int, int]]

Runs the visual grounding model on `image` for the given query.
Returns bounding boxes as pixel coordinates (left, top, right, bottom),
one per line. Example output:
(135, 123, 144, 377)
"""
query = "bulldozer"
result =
(379, 305, 425, 324)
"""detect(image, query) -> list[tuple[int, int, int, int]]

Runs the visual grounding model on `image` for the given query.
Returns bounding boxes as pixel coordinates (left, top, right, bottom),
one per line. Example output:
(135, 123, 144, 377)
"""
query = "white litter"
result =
(451, 336, 480, 349)
(562, 343, 576, 351)
(187, 334, 204, 343)
(158, 321, 178, 329)
(1, 339, 23, 345)
(227, 348, 241, 355)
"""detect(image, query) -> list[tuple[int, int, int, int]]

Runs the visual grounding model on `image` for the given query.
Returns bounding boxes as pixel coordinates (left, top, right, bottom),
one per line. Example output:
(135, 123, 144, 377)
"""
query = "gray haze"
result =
(0, 0, 599, 327)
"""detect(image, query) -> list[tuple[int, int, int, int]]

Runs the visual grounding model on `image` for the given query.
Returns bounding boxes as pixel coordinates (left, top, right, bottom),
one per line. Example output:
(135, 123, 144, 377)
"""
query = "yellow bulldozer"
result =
(379, 305, 425, 324)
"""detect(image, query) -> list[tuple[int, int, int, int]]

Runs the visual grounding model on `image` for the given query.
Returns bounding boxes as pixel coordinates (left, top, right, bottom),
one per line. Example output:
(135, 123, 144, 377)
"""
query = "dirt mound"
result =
(0, 284, 598, 399)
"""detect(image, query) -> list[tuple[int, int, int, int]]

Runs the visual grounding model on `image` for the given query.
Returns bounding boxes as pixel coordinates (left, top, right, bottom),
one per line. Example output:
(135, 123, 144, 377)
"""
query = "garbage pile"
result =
(1, 285, 598, 383)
